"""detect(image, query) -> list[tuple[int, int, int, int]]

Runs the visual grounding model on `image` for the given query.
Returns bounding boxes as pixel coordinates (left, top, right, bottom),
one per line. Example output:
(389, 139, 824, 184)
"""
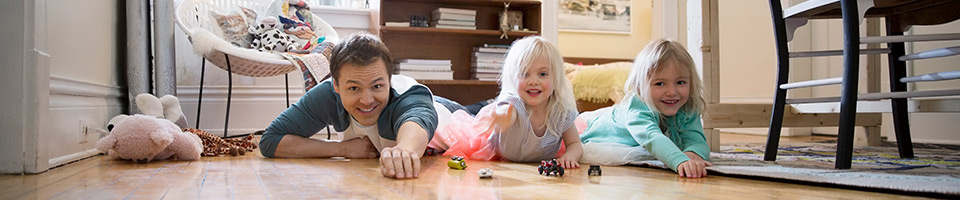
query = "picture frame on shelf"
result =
(558, 0, 632, 34)
(506, 11, 523, 30)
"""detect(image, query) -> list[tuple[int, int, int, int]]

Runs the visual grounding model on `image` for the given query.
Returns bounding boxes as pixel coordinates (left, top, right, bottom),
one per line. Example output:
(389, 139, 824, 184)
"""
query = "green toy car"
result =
(447, 156, 467, 170)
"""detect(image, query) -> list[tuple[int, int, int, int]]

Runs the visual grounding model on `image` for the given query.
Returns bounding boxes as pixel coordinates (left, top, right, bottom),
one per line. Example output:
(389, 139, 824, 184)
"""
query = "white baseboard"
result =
(48, 149, 100, 168)
(177, 86, 304, 136)
(46, 76, 124, 171)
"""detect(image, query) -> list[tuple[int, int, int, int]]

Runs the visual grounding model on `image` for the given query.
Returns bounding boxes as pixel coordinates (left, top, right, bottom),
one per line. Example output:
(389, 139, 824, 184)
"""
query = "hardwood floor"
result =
(1, 133, 930, 199)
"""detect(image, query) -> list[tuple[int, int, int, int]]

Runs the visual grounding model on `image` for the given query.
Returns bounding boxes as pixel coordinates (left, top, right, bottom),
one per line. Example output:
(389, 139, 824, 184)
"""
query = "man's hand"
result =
(341, 136, 378, 159)
(379, 146, 421, 179)
(677, 152, 713, 178)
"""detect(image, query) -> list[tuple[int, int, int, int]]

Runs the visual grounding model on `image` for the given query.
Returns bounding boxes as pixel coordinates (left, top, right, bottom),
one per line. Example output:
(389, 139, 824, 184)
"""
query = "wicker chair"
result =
(176, 0, 340, 136)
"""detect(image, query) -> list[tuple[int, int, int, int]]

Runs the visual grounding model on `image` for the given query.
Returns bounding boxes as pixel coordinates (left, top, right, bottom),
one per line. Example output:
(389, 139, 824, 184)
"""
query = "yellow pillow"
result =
(566, 62, 633, 103)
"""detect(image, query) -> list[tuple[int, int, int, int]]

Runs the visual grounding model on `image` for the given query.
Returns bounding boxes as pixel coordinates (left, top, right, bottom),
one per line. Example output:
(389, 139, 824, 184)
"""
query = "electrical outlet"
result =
(79, 120, 91, 144)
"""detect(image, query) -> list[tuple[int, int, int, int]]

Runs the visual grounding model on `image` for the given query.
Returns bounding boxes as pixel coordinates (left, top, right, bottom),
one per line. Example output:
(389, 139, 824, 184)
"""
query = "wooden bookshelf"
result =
(380, 27, 538, 37)
(418, 80, 501, 104)
(380, 0, 540, 103)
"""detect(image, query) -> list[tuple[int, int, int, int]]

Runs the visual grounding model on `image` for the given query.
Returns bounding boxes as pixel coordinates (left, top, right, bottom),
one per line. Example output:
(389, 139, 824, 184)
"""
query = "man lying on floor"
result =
(259, 32, 438, 179)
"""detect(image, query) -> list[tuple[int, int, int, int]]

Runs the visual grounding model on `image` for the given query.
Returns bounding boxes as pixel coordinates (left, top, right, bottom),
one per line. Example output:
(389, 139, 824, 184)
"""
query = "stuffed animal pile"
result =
(97, 94, 203, 162)
(249, 16, 301, 52)
(97, 93, 260, 163)
(205, 0, 332, 53)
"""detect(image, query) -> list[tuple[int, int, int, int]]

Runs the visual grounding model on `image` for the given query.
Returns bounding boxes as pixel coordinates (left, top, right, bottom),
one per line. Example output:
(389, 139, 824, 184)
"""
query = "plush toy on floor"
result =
(182, 128, 257, 156)
(97, 114, 203, 163)
(97, 94, 203, 163)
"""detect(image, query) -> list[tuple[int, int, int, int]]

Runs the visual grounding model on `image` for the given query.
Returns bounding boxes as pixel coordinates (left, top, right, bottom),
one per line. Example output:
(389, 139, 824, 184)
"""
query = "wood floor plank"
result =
(0, 134, 938, 199)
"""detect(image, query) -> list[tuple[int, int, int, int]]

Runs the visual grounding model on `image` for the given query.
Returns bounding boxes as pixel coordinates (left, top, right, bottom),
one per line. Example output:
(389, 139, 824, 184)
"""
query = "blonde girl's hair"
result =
(623, 39, 705, 115)
(499, 36, 578, 135)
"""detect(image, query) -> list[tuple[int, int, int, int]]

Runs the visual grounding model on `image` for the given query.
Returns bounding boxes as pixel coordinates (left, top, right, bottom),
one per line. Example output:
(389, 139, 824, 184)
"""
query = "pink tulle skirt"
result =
(429, 106, 591, 161)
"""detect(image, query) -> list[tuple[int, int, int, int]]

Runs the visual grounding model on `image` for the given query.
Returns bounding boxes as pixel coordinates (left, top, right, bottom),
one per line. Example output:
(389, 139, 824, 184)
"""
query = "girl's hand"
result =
(557, 154, 581, 169)
(676, 152, 713, 178)
(489, 103, 516, 131)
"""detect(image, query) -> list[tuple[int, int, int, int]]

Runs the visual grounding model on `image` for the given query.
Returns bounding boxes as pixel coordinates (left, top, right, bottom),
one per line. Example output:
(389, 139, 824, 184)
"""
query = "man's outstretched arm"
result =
(272, 134, 378, 158)
(380, 121, 429, 179)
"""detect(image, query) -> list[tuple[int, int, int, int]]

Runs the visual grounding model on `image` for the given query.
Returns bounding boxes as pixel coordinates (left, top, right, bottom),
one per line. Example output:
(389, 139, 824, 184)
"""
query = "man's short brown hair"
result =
(328, 32, 394, 83)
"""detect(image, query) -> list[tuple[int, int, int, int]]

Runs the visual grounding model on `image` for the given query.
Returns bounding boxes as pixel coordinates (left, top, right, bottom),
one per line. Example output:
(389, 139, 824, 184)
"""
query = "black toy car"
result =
(538, 159, 564, 177)
(588, 165, 602, 176)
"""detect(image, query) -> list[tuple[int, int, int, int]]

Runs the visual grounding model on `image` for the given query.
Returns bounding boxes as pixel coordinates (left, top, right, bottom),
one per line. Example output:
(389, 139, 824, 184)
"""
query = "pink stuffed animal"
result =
(96, 114, 203, 163)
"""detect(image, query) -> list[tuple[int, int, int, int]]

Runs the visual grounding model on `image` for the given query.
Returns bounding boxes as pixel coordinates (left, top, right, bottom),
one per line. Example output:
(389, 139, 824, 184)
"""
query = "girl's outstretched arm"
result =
(557, 126, 582, 169)
(677, 152, 713, 178)
(488, 102, 517, 132)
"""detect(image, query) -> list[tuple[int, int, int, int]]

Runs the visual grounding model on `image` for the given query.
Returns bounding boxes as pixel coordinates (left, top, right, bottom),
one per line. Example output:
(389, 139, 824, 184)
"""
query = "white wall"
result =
(558, 0, 653, 59)
(1, 0, 28, 173)
(1, 0, 123, 173)
(43, 0, 124, 171)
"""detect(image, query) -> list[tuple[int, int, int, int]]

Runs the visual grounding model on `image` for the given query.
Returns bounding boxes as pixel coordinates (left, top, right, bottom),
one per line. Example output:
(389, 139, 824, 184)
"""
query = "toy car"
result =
(538, 159, 564, 177)
(447, 156, 467, 170)
(588, 165, 602, 176)
(424, 147, 443, 156)
(478, 168, 493, 178)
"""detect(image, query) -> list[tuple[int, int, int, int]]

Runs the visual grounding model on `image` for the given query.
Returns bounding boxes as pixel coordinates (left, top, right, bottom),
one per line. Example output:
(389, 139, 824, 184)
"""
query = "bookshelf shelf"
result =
(381, 27, 539, 37)
(417, 79, 498, 85)
(380, 0, 539, 103)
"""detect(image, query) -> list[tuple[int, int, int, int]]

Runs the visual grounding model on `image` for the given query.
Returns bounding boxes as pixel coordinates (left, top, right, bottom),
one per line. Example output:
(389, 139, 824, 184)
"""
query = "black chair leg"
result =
(765, 0, 790, 161)
(285, 73, 291, 108)
(224, 54, 233, 138)
(835, 0, 860, 169)
(196, 58, 206, 129)
(885, 26, 914, 158)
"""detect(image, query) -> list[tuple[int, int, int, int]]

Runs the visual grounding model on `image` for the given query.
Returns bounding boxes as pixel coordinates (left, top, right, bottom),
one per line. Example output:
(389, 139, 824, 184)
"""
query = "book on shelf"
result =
(471, 57, 505, 64)
(384, 22, 410, 27)
(431, 19, 476, 26)
(434, 7, 477, 15)
(396, 63, 452, 71)
(481, 44, 511, 48)
(398, 59, 451, 65)
(471, 62, 503, 69)
(472, 68, 500, 73)
(431, 12, 476, 21)
(474, 46, 509, 53)
(396, 59, 452, 71)
(473, 52, 506, 60)
(433, 24, 477, 30)
(395, 69, 454, 80)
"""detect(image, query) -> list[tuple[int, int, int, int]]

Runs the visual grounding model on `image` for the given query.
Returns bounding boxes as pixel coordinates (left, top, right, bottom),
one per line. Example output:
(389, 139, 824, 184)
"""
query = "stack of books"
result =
(471, 44, 509, 81)
(394, 59, 454, 80)
(431, 7, 476, 30)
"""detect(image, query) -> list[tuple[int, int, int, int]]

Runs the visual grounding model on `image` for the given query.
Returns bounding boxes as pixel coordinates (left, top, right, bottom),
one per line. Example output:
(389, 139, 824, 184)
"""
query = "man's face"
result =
(334, 59, 391, 126)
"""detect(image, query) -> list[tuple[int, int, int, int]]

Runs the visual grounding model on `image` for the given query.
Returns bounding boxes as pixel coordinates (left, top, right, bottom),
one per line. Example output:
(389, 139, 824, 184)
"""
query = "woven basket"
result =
(175, 0, 340, 77)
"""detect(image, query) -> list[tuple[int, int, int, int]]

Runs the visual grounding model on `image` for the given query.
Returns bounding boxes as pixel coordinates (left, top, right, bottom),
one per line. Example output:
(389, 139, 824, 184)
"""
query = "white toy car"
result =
(478, 168, 493, 178)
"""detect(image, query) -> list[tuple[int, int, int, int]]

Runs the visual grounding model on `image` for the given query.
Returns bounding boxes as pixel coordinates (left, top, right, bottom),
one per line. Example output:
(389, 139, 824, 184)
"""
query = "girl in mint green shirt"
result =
(580, 39, 712, 178)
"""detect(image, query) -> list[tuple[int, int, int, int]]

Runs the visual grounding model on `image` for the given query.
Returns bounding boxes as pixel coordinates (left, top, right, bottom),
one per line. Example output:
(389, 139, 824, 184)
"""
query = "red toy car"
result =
(538, 159, 564, 177)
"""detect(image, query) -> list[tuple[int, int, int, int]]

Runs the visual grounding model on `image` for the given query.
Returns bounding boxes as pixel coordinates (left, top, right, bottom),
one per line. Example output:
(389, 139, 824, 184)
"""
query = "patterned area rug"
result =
(707, 142, 960, 196)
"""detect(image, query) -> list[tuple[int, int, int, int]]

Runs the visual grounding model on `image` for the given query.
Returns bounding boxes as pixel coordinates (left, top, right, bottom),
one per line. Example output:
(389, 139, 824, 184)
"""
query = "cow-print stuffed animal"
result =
(183, 128, 257, 156)
(249, 16, 300, 52)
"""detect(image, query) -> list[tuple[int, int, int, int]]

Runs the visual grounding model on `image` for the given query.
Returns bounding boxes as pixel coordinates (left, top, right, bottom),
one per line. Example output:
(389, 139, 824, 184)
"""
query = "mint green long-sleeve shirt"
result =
(579, 96, 710, 172)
